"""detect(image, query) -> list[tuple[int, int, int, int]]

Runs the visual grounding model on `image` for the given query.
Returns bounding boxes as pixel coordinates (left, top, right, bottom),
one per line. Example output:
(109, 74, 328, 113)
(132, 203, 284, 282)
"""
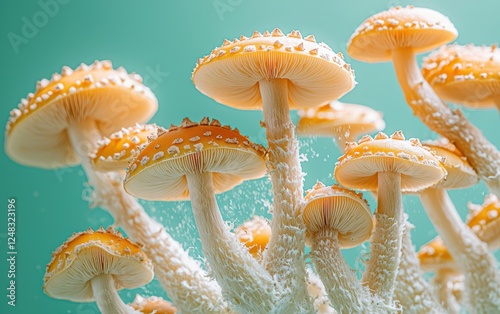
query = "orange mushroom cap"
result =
(129, 295, 177, 314)
(422, 44, 500, 108)
(5, 60, 158, 168)
(124, 117, 267, 201)
(348, 6, 457, 62)
(467, 194, 500, 250)
(192, 28, 355, 110)
(235, 216, 271, 258)
(418, 236, 457, 272)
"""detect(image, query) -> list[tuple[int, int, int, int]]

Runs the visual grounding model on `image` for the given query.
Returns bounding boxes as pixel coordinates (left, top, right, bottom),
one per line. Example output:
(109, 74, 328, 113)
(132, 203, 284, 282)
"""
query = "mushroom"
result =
(422, 43, 500, 111)
(43, 227, 153, 314)
(297, 100, 385, 152)
(192, 29, 355, 312)
(466, 193, 500, 250)
(348, 6, 500, 197)
(235, 216, 271, 260)
(124, 117, 274, 313)
(129, 295, 177, 314)
(302, 181, 378, 313)
(418, 138, 500, 311)
(334, 131, 446, 305)
(90, 123, 228, 313)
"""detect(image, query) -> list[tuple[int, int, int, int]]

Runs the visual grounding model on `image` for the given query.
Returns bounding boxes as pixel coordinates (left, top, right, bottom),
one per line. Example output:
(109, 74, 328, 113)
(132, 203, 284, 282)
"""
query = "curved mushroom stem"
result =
(311, 229, 373, 313)
(259, 78, 314, 313)
(91, 274, 140, 314)
(186, 172, 275, 313)
(364, 172, 403, 306)
(392, 47, 500, 197)
(433, 270, 461, 314)
(420, 188, 500, 312)
(395, 218, 444, 313)
(67, 120, 231, 314)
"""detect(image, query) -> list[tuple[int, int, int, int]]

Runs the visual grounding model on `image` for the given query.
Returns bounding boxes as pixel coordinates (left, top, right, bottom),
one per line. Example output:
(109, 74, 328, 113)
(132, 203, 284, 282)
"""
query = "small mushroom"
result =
(43, 227, 153, 314)
(129, 295, 177, 314)
(466, 193, 500, 250)
(235, 216, 271, 260)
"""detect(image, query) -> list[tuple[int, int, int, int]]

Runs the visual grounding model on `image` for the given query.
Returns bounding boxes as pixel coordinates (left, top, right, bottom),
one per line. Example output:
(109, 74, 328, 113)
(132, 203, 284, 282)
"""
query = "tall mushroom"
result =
(43, 227, 153, 314)
(334, 131, 446, 305)
(297, 100, 385, 152)
(124, 117, 274, 313)
(192, 29, 355, 312)
(347, 6, 500, 197)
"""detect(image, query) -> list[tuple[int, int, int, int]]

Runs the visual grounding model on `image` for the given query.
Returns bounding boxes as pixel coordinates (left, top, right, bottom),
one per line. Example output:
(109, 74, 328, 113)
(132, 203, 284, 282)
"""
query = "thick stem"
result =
(186, 172, 275, 314)
(364, 172, 403, 306)
(395, 219, 444, 313)
(91, 274, 139, 314)
(433, 270, 461, 314)
(259, 78, 314, 313)
(420, 188, 500, 313)
(392, 47, 500, 197)
(311, 229, 373, 314)
(67, 121, 231, 313)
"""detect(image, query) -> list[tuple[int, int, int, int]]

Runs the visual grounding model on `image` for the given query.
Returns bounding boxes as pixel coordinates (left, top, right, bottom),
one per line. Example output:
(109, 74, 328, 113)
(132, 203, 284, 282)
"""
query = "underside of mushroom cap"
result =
(192, 29, 356, 109)
(422, 44, 500, 108)
(124, 117, 267, 201)
(348, 6, 457, 62)
(334, 131, 447, 192)
(5, 61, 158, 169)
(302, 181, 373, 248)
(43, 227, 153, 302)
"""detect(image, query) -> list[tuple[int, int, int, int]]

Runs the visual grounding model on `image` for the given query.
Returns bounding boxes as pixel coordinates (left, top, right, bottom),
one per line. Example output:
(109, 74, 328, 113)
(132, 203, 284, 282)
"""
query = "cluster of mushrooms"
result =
(5, 5, 500, 314)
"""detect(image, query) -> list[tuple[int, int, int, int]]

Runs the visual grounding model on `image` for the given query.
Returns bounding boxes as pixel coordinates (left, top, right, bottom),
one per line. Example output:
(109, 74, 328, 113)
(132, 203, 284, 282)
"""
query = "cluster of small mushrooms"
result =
(5, 5, 500, 314)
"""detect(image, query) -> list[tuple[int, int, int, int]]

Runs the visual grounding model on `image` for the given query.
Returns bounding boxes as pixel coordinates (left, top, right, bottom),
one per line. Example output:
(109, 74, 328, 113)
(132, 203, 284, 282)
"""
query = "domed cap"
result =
(43, 227, 153, 302)
(297, 100, 385, 137)
(302, 181, 373, 248)
(334, 131, 447, 192)
(124, 117, 267, 201)
(235, 216, 271, 258)
(192, 29, 355, 109)
(129, 295, 177, 314)
(348, 6, 457, 62)
(467, 194, 500, 250)
(418, 236, 457, 272)
(90, 123, 157, 172)
(422, 44, 500, 108)
(5, 61, 158, 168)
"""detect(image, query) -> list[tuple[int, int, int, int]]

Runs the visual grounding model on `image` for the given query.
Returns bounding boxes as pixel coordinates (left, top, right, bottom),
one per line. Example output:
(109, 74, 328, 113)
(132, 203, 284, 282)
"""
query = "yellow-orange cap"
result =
(124, 117, 267, 201)
(418, 236, 457, 272)
(235, 216, 271, 258)
(129, 295, 177, 314)
(90, 124, 157, 172)
(43, 227, 153, 302)
(297, 100, 385, 138)
(5, 60, 158, 168)
(302, 181, 373, 248)
(467, 194, 500, 250)
(422, 138, 478, 190)
(348, 6, 457, 62)
(334, 131, 447, 192)
(422, 44, 500, 108)
(192, 29, 355, 110)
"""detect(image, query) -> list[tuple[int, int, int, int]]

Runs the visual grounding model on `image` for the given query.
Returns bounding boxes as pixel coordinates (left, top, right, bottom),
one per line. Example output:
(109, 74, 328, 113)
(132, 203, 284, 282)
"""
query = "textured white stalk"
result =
(420, 188, 500, 313)
(433, 270, 461, 314)
(311, 229, 373, 314)
(186, 172, 275, 314)
(259, 78, 314, 313)
(392, 47, 500, 197)
(395, 219, 444, 313)
(91, 274, 140, 314)
(68, 120, 231, 313)
(364, 172, 403, 306)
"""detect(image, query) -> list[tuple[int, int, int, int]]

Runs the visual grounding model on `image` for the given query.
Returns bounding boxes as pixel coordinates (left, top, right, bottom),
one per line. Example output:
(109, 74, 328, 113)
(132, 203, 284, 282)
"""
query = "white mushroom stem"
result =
(364, 172, 403, 305)
(259, 78, 314, 313)
(432, 270, 461, 314)
(420, 188, 500, 313)
(392, 47, 500, 197)
(185, 172, 275, 314)
(311, 229, 372, 313)
(395, 219, 445, 313)
(67, 120, 231, 313)
(91, 274, 140, 314)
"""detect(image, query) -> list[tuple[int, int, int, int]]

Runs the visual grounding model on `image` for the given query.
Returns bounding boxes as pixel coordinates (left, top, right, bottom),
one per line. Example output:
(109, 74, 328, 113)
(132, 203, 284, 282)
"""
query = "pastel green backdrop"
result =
(1, 0, 499, 313)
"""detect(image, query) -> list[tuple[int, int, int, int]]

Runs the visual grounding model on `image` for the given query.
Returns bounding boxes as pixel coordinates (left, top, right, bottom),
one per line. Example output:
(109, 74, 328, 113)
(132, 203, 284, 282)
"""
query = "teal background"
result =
(1, 0, 499, 313)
